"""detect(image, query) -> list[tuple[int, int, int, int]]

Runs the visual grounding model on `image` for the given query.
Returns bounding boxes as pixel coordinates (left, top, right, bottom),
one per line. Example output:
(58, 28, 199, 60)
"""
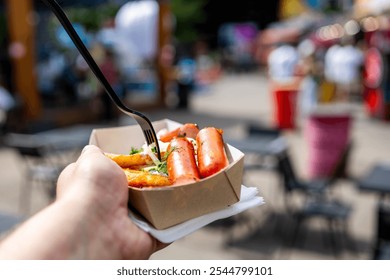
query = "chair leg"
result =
(338, 220, 358, 257)
(327, 218, 341, 257)
(373, 247, 380, 260)
(289, 214, 303, 250)
(329, 218, 358, 258)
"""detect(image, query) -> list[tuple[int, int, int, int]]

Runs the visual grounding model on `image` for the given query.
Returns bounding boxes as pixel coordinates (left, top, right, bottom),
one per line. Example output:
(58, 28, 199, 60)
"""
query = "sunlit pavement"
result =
(1, 71, 390, 259)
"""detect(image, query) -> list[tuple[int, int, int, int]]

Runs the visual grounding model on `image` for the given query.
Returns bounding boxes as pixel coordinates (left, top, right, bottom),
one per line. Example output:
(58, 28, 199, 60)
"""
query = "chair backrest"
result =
(327, 141, 353, 186)
(276, 142, 353, 199)
(248, 124, 281, 137)
(277, 152, 300, 192)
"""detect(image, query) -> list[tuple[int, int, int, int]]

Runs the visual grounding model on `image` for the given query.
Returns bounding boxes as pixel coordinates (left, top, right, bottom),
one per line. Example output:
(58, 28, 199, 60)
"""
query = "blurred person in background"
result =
(0, 73, 17, 134)
(338, 37, 364, 101)
(55, 54, 82, 106)
(267, 43, 300, 82)
(97, 45, 124, 122)
(175, 47, 196, 109)
(194, 40, 221, 92)
(297, 39, 320, 116)
(322, 43, 340, 102)
(267, 43, 301, 130)
(324, 37, 364, 102)
(36, 50, 65, 106)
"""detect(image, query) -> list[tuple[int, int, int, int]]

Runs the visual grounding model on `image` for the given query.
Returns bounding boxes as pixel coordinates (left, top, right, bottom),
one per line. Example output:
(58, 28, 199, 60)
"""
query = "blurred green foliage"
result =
(171, 0, 207, 43)
(65, 3, 120, 31)
(48, 0, 208, 46)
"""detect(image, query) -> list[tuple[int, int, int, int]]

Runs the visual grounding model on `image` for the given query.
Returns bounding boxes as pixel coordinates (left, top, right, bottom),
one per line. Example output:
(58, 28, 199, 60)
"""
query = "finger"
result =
(78, 145, 103, 161)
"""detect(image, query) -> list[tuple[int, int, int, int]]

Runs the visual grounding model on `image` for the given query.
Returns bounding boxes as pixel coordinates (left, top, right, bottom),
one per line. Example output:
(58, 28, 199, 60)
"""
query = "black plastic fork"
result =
(41, 0, 161, 160)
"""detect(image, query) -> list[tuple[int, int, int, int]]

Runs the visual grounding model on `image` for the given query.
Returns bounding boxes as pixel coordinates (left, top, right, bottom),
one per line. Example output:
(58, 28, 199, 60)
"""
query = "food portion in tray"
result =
(105, 123, 230, 188)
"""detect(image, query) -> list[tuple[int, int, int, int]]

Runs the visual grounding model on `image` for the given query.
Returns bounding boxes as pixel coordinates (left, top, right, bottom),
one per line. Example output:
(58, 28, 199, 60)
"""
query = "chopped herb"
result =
(164, 147, 176, 160)
(146, 161, 168, 175)
(156, 161, 168, 175)
(129, 147, 143, 155)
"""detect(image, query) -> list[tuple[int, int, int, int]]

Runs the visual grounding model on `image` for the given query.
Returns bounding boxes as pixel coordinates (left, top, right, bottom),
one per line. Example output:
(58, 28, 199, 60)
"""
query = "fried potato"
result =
(106, 153, 154, 168)
(123, 169, 172, 188)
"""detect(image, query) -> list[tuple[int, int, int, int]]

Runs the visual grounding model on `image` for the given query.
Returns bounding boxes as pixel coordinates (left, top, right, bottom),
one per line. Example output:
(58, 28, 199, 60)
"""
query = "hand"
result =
(0, 145, 166, 259)
(57, 145, 166, 259)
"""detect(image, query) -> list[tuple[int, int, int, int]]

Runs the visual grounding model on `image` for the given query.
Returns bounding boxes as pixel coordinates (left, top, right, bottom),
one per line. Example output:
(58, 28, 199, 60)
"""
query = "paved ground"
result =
(1, 71, 390, 259)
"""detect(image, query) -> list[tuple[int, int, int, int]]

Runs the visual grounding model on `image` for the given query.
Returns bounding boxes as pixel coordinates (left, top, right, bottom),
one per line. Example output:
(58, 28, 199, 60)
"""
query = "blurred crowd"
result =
(1, 1, 390, 134)
(262, 14, 390, 123)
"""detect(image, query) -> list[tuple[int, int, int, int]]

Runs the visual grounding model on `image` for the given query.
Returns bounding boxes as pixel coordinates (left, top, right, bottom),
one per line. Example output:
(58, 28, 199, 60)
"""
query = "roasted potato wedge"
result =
(123, 169, 172, 188)
(106, 153, 154, 168)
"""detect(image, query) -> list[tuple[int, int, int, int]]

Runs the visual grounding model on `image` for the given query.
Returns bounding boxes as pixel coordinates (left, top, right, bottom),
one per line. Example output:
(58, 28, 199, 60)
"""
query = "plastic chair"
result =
(3, 133, 65, 214)
(276, 144, 353, 257)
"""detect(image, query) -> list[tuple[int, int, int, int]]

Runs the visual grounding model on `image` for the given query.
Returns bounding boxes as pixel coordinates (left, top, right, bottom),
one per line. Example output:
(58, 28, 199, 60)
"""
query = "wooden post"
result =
(6, 0, 41, 120)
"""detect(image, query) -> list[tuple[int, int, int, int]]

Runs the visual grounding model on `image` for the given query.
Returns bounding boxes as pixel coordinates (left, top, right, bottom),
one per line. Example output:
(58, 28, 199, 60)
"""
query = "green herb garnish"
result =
(156, 161, 168, 174)
(129, 147, 143, 155)
(146, 161, 168, 175)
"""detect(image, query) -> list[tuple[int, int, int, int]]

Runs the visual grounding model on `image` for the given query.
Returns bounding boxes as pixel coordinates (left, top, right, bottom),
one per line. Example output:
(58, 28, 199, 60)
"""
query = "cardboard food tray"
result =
(89, 119, 245, 230)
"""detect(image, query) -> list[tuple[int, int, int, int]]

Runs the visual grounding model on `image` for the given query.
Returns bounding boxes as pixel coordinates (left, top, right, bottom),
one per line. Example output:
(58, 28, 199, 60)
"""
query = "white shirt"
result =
(336, 45, 364, 85)
(324, 44, 340, 82)
(324, 44, 363, 85)
(268, 45, 299, 81)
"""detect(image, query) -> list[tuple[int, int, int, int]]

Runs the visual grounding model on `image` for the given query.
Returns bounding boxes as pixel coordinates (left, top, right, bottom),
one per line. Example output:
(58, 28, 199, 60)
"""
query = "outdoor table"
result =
(226, 133, 288, 174)
(226, 134, 288, 157)
(358, 162, 390, 201)
(3, 124, 109, 213)
(35, 124, 103, 152)
(4, 124, 103, 167)
(226, 133, 288, 189)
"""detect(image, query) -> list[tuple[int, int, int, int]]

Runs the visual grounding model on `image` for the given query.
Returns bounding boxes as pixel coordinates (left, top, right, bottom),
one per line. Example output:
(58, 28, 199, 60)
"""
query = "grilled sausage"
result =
(167, 137, 200, 185)
(196, 127, 229, 178)
(159, 123, 199, 142)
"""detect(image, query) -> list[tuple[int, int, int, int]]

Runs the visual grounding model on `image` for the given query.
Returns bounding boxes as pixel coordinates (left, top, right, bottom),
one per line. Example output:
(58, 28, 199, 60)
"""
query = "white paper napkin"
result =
(129, 186, 264, 243)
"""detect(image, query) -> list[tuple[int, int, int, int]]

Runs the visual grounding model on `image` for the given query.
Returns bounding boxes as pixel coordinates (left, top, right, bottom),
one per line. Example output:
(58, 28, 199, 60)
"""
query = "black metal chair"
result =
(276, 143, 354, 257)
(3, 133, 65, 214)
(373, 201, 390, 259)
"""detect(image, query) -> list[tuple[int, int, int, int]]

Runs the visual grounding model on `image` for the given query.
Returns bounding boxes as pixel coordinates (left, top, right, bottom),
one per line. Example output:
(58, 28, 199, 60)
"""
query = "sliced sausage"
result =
(196, 127, 229, 178)
(159, 123, 199, 142)
(167, 137, 200, 185)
